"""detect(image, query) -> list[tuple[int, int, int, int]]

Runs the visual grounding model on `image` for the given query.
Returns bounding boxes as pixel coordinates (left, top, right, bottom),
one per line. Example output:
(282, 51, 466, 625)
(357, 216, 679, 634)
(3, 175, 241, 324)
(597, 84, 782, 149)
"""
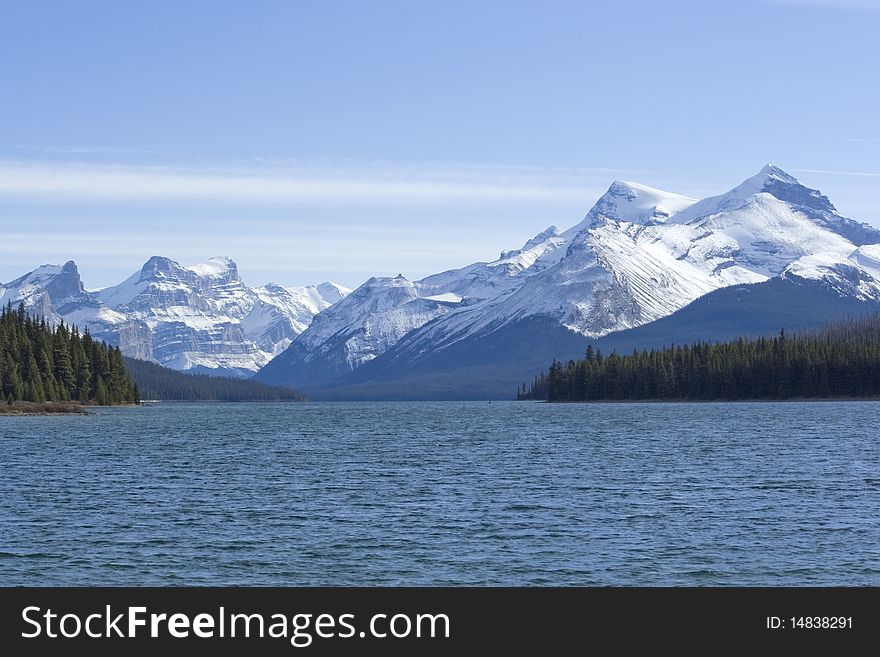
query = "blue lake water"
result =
(1, 401, 878, 585)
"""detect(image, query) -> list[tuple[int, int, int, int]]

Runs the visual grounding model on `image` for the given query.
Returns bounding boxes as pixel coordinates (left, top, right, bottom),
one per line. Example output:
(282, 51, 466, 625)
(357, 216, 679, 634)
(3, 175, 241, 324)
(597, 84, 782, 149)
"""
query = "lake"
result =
(1, 401, 878, 585)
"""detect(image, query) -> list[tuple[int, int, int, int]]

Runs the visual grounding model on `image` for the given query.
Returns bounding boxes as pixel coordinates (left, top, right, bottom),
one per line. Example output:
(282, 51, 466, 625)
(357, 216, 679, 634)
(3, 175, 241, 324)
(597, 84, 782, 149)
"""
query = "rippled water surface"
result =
(1, 401, 879, 585)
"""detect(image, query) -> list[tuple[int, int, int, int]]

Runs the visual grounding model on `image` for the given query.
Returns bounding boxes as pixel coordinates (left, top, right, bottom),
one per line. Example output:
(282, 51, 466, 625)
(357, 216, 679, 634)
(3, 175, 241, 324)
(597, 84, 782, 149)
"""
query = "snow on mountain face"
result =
(417, 226, 567, 302)
(574, 180, 697, 229)
(244, 282, 350, 357)
(0, 261, 132, 331)
(784, 244, 880, 302)
(93, 257, 350, 374)
(288, 275, 457, 371)
(0, 261, 85, 321)
(257, 227, 570, 384)
(2, 257, 350, 376)
(476, 165, 880, 337)
(258, 165, 880, 387)
(188, 255, 238, 278)
(0, 261, 147, 356)
(672, 164, 880, 245)
(9, 165, 880, 388)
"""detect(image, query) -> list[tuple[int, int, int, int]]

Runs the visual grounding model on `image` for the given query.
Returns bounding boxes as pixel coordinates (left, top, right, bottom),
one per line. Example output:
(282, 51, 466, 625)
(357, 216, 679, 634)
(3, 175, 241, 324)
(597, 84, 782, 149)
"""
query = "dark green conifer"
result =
(519, 315, 880, 402)
(0, 303, 138, 405)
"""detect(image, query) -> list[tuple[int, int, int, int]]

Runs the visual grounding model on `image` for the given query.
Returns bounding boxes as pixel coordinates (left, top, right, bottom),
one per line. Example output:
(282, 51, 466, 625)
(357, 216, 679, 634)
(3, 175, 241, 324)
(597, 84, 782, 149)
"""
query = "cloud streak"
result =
(793, 168, 880, 178)
(0, 161, 600, 205)
(765, 0, 880, 9)
(13, 144, 167, 156)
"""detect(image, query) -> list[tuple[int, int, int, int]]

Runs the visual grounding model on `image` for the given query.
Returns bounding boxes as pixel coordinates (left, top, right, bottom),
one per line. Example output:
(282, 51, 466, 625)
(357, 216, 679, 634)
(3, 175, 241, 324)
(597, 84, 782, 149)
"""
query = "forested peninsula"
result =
(519, 316, 880, 402)
(0, 303, 139, 412)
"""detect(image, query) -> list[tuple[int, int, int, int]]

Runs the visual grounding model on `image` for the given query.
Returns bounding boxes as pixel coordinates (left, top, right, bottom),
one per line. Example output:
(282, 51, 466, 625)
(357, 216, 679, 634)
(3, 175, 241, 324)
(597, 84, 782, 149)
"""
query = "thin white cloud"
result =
(765, 0, 880, 8)
(793, 168, 880, 178)
(0, 161, 599, 204)
(0, 229, 510, 288)
(12, 144, 166, 156)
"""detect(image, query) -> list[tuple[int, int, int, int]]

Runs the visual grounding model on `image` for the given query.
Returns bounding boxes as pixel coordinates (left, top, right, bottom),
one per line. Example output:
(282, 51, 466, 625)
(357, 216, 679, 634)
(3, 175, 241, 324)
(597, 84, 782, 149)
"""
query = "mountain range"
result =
(0, 255, 350, 377)
(255, 165, 880, 397)
(4, 165, 880, 397)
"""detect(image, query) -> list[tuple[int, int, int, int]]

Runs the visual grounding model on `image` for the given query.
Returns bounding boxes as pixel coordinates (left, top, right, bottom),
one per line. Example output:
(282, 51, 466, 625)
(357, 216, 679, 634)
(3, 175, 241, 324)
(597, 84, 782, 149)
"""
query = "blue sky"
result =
(1, 0, 878, 289)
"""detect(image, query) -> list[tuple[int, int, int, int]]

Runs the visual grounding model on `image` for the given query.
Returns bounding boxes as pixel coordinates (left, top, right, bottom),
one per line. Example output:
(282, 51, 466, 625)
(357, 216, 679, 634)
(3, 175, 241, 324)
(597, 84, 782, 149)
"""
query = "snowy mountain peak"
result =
(728, 164, 816, 204)
(256, 165, 880, 392)
(48, 261, 86, 299)
(608, 180, 639, 195)
(3, 260, 85, 301)
(135, 255, 241, 286)
(674, 165, 811, 223)
(576, 179, 697, 230)
(0, 260, 93, 326)
(3, 256, 349, 377)
(188, 256, 240, 280)
(30, 263, 63, 277)
(756, 166, 837, 214)
(13, 261, 80, 286)
(138, 255, 180, 280)
(257, 280, 349, 303)
(60, 260, 79, 274)
(757, 163, 799, 184)
(524, 225, 561, 248)
(671, 164, 880, 245)
(498, 226, 561, 260)
(357, 275, 414, 293)
(315, 282, 350, 304)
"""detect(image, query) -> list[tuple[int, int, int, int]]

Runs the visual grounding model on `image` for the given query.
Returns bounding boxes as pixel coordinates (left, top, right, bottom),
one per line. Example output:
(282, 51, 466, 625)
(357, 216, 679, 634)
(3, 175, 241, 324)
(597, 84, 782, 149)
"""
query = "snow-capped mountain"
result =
(256, 165, 880, 390)
(6, 165, 879, 394)
(0, 256, 350, 376)
(0, 261, 96, 322)
(0, 261, 140, 350)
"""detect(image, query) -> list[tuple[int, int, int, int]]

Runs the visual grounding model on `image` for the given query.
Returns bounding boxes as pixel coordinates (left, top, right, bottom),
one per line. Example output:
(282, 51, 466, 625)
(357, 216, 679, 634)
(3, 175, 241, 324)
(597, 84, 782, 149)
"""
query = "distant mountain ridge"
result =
(0, 256, 350, 377)
(309, 276, 880, 400)
(6, 164, 880, 397)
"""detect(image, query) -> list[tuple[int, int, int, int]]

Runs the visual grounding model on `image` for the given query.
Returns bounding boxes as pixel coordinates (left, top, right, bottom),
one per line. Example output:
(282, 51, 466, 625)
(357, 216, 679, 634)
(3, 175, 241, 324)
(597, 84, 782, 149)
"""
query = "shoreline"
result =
(0, 401, 140, 416)
(540, 396, 880, 404)
(0, 401, 87, 416)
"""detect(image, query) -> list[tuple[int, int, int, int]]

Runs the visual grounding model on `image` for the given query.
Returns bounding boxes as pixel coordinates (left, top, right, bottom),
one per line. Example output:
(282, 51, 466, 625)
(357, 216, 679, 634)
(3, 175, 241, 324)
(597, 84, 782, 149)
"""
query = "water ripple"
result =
(1, 401, 879, 585)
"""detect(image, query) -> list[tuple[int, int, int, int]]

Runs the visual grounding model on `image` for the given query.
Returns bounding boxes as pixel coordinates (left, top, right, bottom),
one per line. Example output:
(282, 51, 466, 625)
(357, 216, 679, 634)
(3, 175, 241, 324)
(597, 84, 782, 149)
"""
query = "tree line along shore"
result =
(0, 303, 306, 413)
(0, 303, 138, 409)
(519, 315, 880, 402)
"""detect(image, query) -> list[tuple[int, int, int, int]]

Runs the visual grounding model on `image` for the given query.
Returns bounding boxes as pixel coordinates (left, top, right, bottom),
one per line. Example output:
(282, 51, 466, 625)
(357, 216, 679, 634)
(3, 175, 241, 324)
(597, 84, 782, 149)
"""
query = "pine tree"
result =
(0, 303, 138, 405)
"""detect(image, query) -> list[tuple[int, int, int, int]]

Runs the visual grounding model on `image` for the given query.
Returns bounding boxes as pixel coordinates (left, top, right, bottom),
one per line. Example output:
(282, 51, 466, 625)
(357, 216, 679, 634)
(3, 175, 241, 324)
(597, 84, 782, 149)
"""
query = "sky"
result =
(1, 0, 879, 290)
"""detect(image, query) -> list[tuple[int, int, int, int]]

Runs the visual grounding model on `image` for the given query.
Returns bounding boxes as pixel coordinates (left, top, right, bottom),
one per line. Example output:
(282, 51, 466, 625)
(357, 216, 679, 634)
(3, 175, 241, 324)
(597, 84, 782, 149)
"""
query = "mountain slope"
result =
(122, 357, 305, 401)
(256, 227, 569, 387)
(7, 164, 879, 396)
(256, 165, 880, 395)
(312, 276, 880, 400)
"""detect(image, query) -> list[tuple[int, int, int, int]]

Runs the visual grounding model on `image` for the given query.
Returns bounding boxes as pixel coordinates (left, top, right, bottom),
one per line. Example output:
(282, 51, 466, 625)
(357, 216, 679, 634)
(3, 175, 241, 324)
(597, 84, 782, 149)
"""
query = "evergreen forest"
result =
(518, 315, 880, 402)
(0, 303, 139, 405)
(123, 356, 306, 401)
